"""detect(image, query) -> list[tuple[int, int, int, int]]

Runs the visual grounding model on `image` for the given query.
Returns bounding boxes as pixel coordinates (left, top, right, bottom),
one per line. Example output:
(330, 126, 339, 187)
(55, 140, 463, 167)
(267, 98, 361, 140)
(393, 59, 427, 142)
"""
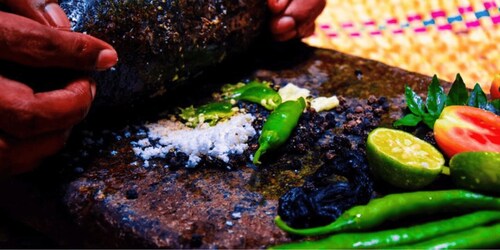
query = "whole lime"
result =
(449, 151, 500, 194)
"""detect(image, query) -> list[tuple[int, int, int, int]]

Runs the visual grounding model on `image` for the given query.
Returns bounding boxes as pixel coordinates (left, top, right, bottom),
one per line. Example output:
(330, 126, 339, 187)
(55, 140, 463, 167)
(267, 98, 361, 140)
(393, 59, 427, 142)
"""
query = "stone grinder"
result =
(59, 0, 269, 110)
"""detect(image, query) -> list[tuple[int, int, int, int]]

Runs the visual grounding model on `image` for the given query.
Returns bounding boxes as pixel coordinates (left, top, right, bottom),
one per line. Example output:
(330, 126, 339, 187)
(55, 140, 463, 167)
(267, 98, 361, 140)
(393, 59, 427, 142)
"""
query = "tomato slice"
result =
(434, 106, 500, 158)
(491, 74, 500, 100)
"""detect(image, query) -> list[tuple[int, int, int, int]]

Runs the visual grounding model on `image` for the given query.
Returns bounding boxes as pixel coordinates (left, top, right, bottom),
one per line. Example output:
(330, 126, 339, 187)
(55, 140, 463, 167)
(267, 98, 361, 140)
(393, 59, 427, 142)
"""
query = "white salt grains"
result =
(132, 113, 256, 168)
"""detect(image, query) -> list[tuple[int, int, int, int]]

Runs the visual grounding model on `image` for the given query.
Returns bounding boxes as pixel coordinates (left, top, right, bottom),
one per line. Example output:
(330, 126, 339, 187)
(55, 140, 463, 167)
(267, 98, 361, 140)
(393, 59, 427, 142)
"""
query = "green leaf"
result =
(404, 85, 425, 116)
(467, 83, 488, 109)
(485, 100, 500, 115)
(394, 114, 422, 127)
(490, 99, 500, 110)
(446, 74, 468, 106)
(491, 99, 500, 109)
(422, 113, 438, 129)
(426, 75, 447, 116)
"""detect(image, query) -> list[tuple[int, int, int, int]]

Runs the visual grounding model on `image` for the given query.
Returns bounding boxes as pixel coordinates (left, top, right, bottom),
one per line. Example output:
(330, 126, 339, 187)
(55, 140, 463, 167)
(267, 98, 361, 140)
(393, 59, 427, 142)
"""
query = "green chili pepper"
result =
(270, 211, 500, 249)
(253, 97, 306, 164)
(223, 80, 282, 110)
(179, 101, 236, 127)
(275, 189, 500, 236)
(222, 81, 262, 94)
(399, 222, 500, 249)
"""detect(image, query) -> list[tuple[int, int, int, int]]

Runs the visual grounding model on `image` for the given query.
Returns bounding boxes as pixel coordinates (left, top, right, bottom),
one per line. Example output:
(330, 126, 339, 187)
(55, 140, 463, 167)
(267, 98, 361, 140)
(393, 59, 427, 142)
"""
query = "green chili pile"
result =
(272, 210, 500, 249)
(178, 80, 308, 165)
(400, 223, 500, 249)
(272, 189, 500, 249)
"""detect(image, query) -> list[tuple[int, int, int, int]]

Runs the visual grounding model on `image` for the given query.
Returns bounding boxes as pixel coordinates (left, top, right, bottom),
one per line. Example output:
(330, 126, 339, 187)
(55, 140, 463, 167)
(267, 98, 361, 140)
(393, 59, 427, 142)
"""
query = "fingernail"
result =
(44, 3, 72, 30)
(96, 49, 118, 70)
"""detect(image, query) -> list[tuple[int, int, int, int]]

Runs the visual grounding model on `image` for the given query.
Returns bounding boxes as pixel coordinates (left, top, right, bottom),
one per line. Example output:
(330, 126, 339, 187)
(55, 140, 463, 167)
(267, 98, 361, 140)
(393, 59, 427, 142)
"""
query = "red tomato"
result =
(434, 106, 500, 158)
(491, 74, 500, 100)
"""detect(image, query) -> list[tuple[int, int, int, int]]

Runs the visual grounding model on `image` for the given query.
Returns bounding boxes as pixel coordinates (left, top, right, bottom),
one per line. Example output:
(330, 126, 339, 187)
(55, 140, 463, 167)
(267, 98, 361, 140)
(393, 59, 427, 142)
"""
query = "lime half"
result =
(367, 128, 445, 189)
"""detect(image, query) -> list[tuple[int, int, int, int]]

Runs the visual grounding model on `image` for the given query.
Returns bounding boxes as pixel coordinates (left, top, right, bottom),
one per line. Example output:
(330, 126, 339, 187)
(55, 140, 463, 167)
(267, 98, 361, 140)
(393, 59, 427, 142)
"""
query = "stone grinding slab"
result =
(0, 42, 450, 248)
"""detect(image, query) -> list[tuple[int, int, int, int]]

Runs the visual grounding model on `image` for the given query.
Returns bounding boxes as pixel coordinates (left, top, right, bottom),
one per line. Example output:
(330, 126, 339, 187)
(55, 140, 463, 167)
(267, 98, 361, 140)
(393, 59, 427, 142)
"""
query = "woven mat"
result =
(304, 0, 500, 92)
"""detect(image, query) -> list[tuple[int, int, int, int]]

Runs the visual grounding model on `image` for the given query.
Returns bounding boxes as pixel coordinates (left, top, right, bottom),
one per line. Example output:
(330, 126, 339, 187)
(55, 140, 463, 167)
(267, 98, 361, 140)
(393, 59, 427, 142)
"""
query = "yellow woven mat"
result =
(304, 0, 500, 92)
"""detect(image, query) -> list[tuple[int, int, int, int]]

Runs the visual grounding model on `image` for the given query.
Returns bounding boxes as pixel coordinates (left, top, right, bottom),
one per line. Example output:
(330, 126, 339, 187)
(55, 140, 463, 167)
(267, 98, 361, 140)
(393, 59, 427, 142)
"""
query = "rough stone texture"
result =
(60, 0, 268, 109)
(0, 42, 451, 248)
(65, 166, 286, 248)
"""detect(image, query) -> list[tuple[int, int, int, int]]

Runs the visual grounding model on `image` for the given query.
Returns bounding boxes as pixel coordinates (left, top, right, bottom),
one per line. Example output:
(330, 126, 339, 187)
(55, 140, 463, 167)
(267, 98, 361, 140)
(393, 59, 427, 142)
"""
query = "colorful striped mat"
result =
(305, 0, 499, 92)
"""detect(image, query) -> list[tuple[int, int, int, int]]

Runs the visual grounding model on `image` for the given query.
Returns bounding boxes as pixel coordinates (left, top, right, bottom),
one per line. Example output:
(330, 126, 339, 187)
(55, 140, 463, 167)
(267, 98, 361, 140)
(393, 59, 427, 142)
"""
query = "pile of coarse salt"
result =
(132, 113, 256, 167)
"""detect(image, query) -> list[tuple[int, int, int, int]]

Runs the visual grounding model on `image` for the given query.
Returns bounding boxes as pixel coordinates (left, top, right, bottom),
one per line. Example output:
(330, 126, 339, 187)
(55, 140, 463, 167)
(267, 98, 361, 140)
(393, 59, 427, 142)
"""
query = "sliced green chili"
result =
(179, 101, 236, 127)
(223, 80, 282, 110)
(270, 210, 500, 249)
(275, 189, 500, 236)
(223, 81, 268, 97)
(253, 97, 306, 164)
(399, 222, 500, 249)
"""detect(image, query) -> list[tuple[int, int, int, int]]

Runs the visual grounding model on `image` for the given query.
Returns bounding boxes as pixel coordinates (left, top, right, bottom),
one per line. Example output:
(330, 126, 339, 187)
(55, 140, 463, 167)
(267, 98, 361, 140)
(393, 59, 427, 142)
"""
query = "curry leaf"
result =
(422, 114, 438, 129)
(492, 99, 500, 109)
(395, 74, 498, 130)
(447, 74, 468, 106)
(394, 114, 422, 127)
(404, 85, 425, 116)
(467, 83, 488, 109)
(486, 100, 500, 115)
(426, 75, 447, 116)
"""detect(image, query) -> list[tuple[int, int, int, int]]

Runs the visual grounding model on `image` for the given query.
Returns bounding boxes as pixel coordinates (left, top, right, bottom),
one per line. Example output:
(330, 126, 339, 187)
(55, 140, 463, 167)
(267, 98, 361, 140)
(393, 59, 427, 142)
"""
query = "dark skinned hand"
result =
(0, 0, 118, 176)
(268, 0, 326, 41)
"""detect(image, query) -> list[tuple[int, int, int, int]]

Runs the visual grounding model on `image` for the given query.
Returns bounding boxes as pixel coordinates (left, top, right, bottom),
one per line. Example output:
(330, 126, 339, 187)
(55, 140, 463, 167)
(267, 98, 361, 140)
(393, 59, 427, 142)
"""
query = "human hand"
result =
(0, 0, 118, 176)
(268, 0, 326, 41)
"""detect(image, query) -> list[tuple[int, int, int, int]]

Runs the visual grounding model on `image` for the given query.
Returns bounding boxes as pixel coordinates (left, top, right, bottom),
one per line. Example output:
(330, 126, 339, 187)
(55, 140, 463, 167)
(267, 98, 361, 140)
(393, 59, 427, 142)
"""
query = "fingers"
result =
(0, 12, 118, 70)
(297, 21, 315, 38)
(267, 0, 291, 14)
(0, 76, 95, 138)
(283, 0, 326, 24)
(270, 16, 314, 41)
(273, 28, 298, 42)
(269, 0, 326, 40)
(0, 0, 102, 176)
(269, 16, 295, 38)
(1, 0, 71, 30)
(0, 129, 70, 176)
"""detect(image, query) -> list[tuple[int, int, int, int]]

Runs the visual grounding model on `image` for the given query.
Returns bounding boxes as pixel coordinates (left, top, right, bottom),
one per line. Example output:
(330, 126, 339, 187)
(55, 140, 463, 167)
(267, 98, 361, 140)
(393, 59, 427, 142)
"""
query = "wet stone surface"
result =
(0, 42, 450, 248)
